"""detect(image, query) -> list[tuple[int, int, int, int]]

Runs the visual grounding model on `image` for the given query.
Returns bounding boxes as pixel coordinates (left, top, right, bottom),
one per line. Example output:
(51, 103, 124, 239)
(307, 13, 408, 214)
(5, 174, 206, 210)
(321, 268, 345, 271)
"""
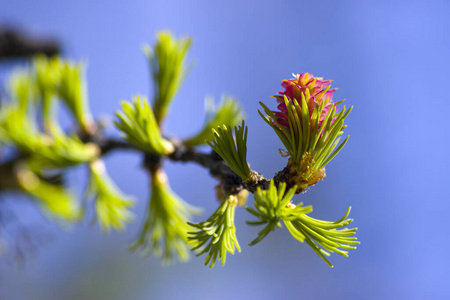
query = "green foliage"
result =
(207, 121, 251, 181)
(0, 31, 358, 269)
(188, 195, 240, 268)
(184, 96, 244, 147)
(0, 102, 40, 154)
(58, 59, 94, 132)
(34, 55, 60, 126)
(247, 180, 358, 267)
(16, 165, 80, 222)
(144, 32, 192, 124)
(0, 70, 40, 150)
(246, 180, 307, 245)
(259, 96, 352, 169)
(0, 57, 123, 226)
(130, 169, 200, 263)
(7, 69, 36, 118)
(88, 160, 134, 233)
(114, 96, 174, 155)
(18, 55, 95, 132)
(284, 206, 358, 268)
(26, 127, 99, 170)
(0, 67, 99, 169)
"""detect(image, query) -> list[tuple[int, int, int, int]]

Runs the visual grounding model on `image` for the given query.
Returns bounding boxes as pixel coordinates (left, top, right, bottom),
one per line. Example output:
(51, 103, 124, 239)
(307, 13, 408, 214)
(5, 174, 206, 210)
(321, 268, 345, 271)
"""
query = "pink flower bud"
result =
(274, 73, 337, 130)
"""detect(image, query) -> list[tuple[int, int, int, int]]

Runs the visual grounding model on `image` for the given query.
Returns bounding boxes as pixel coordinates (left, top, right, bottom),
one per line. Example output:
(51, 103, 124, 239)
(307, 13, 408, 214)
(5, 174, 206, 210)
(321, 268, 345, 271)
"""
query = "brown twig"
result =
(99, 136, 273, 195)
(0, 26, 60, 60)
(0, 132, 281, 195)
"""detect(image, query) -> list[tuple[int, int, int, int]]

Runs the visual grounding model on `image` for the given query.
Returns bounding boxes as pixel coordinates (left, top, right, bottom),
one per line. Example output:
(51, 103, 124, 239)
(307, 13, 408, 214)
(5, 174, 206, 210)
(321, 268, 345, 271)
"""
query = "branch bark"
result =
(0, 131, 286, 197)
(0, 26, 60, 60)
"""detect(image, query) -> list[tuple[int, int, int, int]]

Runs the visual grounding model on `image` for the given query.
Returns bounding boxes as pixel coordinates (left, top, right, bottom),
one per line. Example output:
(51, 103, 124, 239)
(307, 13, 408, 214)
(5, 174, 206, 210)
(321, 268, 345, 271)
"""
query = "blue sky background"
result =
(1, 1, 449, 299)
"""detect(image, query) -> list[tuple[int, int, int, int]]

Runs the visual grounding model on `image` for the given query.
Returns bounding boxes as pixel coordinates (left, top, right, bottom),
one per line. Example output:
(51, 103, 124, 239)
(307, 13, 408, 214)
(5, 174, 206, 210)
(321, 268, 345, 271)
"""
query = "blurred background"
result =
(0, 0, 449, 299)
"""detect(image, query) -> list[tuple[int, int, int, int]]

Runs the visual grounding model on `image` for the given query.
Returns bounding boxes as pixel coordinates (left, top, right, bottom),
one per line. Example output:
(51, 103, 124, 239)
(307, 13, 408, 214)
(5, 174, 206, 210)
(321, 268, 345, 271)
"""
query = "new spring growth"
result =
(115, 96, 175, 155)
(0, 31, 358, 268)
(144, 32, 192, 125)
(207, 121, 252, 181)
(260, 73, 352, 193)
(247, 180, 358, 267)
(16, 163, 80, 222)
(188, 194, 241, 268)
(0, 56, 134, 233)
(130, 168, 201, 263)
(88, 159, 135, 233)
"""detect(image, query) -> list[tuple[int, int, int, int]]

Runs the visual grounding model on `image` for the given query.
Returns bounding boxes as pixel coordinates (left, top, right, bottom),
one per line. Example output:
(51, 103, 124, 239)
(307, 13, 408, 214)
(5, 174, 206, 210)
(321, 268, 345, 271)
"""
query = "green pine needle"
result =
(16, 164, 80, 222)
(188, 195, 240, 268)
(246, 180, 307, 245)
(34, 55, 60, 127)
(114, 96, 174, 155)
(207, 121, 251, 181)
(144, 31, 192, 124)
(130, 169, 201, 263)
(56, 59, 94, 132)
(26, 126, 99, 170)
(183, 95, 245, 147)
(284, 206, 358, 268)
(88, 160, 134, 233)
(247, 180, 358, 267)
(0, 72, 98, 170)
(259, 95, 352, 172)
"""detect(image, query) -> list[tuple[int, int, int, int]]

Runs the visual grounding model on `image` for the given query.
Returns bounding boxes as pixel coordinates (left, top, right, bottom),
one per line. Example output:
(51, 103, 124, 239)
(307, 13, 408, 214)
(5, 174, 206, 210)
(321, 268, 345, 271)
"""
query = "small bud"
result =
(286, 153, 326, 194)
(274, 73, 337, 130)
(260, 73, 351, 190)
